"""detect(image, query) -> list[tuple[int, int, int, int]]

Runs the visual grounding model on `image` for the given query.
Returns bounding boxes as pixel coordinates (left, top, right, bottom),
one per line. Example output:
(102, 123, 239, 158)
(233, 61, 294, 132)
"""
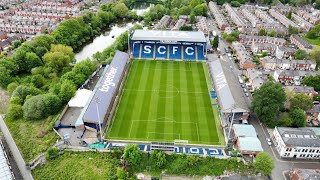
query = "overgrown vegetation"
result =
(32, 151, 120, 179)
(222, 31, 240, 42)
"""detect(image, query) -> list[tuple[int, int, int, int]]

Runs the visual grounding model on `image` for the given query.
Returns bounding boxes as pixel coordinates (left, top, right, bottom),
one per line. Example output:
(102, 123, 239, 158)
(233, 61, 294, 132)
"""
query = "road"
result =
(207, 14, 320, 180)
(0, 115, 34, 180)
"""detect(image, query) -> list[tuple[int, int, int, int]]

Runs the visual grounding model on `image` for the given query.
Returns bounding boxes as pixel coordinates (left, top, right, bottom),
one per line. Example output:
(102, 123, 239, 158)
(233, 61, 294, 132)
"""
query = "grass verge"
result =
(5, 116, 59, 162)
(32, 151, 119, 179)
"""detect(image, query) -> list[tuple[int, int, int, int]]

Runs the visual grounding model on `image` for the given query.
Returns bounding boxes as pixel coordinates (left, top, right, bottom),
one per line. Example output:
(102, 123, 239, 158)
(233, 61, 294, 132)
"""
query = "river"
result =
(75, 3, 152, 62)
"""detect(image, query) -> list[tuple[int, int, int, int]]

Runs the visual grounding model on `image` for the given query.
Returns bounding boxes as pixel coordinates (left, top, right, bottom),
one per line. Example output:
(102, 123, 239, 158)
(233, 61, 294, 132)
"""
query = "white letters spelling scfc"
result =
(99, 67, 118, 92)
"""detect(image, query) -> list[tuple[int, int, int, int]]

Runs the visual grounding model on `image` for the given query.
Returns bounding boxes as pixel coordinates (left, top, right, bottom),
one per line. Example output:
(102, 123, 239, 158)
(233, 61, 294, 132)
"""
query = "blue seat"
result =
(169, 44, 182, 60)
(133, 43, 140, 58)
(197, 45, 205, 60)
(155, 44, 168, 59)
(183, 45, 196, 60)
(141, 43, 155, 59)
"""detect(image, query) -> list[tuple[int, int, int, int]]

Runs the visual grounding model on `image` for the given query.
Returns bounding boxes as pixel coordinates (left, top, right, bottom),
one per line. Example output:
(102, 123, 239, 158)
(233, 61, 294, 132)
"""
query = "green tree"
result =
(251, 81, 286, 127)
(112, 3, 129, 18)
(258, 28, 267, 36)
(0, 66, 13, 88)
(316, 0, 320, 9)
(43, 52, 71, 73)
(288, 25, 299, 35)
(5, 104, 23, 120)
(268, 30, 276, 37)
(190, 13, 196, 24)
(212, 36, 219, 48)
(178, 6, 192, 15)
(310, 46, 320, 66)
(294, 49, 308, 59)
(306, 24, 320, 39)
(60, 71, 87, 87)
(302, 75, 320, 91)
(123, 144, 142, 167)
(189, 0, 204, 8)
(7, 82, 19, 95)
(23, 94, 61, 120)
(46, 147, 59, 160)
(290, 108, 306, 127)
(12, 85, 42, 102)
(151, 150, 167, 169)
(230, 1, 241, 7)
(25, 52, 43, 72)
(31, 74, 46, 88)
(289, 93, 313, 111)
(254, 152, 274, 176)
(59, 80, 76, 103)
(32, 35, 55, 50)
(287, 11, 292, 19)
(12, 40, 22, 48)
(295, 0, 307, 6)
(192, 3, 208, 16)
(73, 60, 96, 77)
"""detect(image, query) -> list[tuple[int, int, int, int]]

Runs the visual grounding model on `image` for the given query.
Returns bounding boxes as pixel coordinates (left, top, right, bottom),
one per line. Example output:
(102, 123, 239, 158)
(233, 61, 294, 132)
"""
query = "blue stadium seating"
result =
(155, 44, 168, 59)
(141, 43, 155, 59)
(183, 45, 196, 60)
(169, 44, 182, 60)
(133, 43, 141, 58)
(132, 42, 207, 61)
(197, 45, 205, 60)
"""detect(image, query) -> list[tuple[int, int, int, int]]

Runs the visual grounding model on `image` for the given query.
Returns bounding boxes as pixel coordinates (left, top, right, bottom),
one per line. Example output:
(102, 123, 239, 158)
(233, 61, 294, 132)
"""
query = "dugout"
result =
(129, 30, 207, 61)
(82, 51, 129, 138)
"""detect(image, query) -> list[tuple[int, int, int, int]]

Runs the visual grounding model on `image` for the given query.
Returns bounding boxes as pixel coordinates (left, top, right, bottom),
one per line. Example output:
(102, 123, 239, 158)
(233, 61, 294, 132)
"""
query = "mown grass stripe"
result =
(134, 61, 156, 139)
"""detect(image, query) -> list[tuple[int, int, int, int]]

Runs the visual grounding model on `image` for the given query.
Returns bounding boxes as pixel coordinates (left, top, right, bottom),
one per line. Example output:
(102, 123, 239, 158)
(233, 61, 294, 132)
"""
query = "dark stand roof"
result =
(83, 51, 128, 124)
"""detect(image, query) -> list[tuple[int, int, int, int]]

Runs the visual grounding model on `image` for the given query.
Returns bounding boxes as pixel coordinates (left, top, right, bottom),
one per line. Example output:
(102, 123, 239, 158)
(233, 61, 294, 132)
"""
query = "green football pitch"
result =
(107, 60, 224, 145)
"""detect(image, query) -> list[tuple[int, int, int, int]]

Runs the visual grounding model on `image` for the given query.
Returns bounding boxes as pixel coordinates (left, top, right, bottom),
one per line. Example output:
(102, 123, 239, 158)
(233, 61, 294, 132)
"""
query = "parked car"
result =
(245, 92, 249, 97)
(243, 88, 247, 93)
(267, 141, 272, 146)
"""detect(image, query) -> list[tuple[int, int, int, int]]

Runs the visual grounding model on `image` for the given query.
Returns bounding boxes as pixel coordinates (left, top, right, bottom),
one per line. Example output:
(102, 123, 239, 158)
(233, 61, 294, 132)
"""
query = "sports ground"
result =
(107, 60, 224, 145)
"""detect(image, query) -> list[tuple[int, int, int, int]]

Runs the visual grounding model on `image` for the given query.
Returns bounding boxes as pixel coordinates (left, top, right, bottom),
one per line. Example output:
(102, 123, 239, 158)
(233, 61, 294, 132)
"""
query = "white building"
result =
(273, 127, 320, 159)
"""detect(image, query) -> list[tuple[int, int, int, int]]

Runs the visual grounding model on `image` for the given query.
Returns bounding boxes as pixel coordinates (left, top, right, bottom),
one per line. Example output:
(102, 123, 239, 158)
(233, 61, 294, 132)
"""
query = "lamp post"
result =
(95, 97, 103, 142)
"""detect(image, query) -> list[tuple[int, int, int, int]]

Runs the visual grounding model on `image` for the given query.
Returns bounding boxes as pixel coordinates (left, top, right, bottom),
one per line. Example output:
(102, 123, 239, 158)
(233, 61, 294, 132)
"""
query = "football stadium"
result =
(105, 30, 224, 146)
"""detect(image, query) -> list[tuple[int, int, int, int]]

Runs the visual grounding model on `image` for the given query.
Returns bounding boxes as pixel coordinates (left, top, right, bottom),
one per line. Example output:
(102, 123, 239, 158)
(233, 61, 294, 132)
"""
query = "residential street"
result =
(0, 115, 34, 180)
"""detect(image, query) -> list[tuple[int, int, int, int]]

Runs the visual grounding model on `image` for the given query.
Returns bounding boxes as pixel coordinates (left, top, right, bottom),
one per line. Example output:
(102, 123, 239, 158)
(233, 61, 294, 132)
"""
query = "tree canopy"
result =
(123, 144, 142, 168)
(289, 93, 313, 111)
(251, 81, 286, 127)
(254, 152, 274, 176)
(302, 75, 320, 91)
(294, 49, 308, 60)
(289, 108, 306, 127)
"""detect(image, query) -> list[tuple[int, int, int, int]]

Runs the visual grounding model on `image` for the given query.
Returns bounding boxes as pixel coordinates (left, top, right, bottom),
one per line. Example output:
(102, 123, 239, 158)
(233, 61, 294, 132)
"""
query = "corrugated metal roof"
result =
(208, 58, 249, 113)
(83, 51, 128, 124)
(131, 30, 206, 43)
(238, 137, 264, 152)
(233, 124, 257, 137)
(0, 144, 12, 180)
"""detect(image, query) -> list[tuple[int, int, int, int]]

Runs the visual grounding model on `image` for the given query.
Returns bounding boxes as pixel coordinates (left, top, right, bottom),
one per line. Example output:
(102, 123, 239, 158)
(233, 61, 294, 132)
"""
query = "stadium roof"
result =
(0, 144, 12, 180)
(208, 57, 249, 113)
(83, 51, 128, 124)
(131, 30, 206, 43)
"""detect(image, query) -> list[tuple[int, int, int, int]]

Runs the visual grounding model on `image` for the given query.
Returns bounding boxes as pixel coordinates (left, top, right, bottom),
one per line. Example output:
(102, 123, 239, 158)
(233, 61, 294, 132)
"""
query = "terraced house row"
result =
(208, 2, 229, 30)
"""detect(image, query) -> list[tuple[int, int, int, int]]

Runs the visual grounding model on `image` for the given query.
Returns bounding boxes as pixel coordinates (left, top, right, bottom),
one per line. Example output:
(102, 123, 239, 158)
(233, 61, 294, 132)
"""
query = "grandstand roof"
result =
(208, 56, 249, 113)
(83, 51, 128, 124)
(131, 30, 206, 43)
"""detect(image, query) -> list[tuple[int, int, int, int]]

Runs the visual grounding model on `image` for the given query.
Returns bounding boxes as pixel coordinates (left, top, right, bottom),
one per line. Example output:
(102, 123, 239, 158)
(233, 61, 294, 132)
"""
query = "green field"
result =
(107, 60, 223, 145)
